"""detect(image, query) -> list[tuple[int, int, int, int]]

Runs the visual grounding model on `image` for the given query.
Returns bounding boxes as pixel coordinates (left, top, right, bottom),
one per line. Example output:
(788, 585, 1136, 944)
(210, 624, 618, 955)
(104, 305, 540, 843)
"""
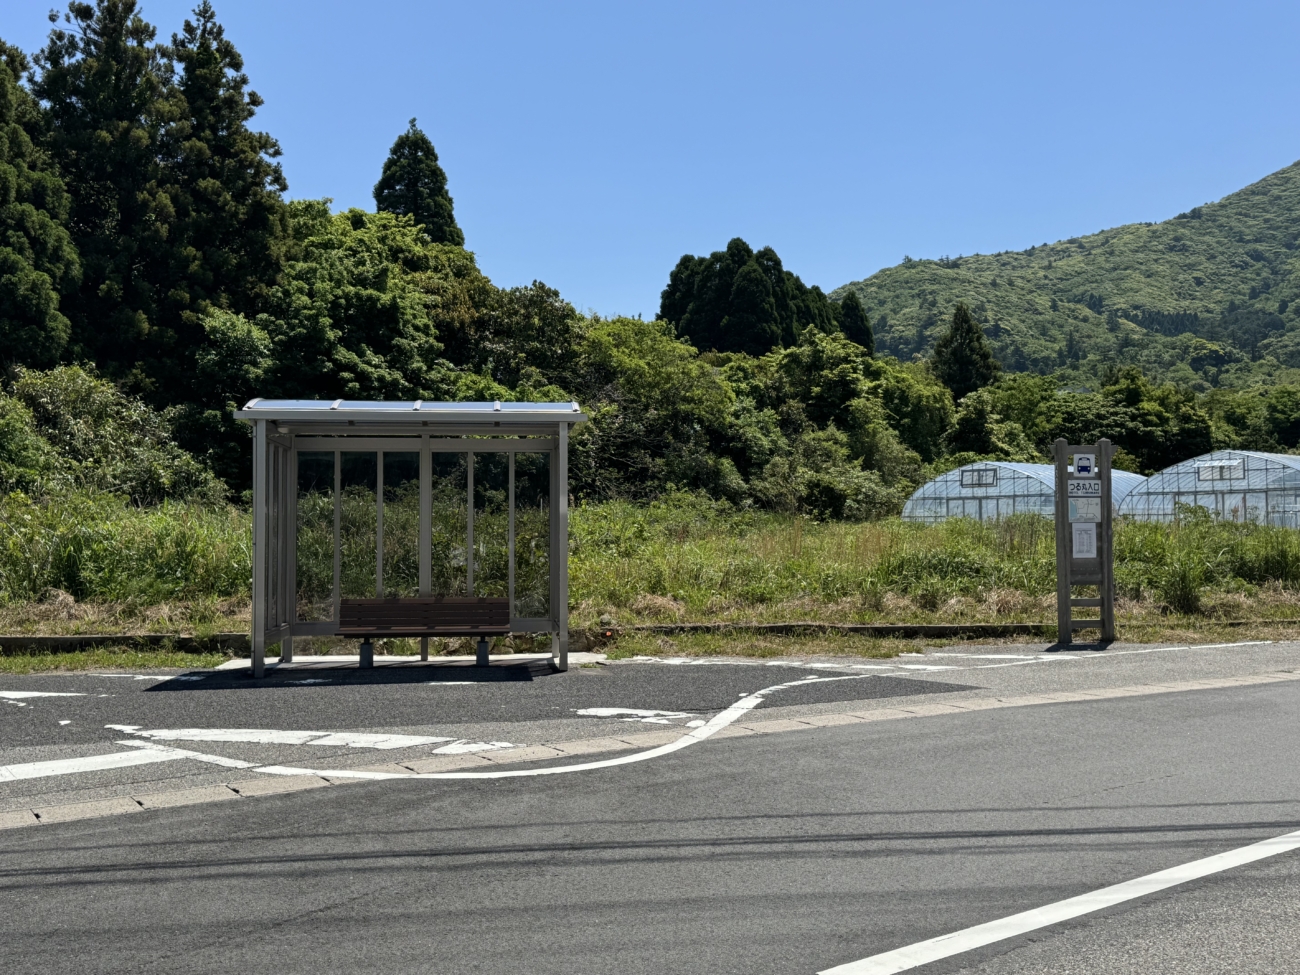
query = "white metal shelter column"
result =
(507, 452, 515, 618)
(332, 451, 341, 624)
(376, 451, 384, 596)
(251, 419, 267, 679)
(419, 441, 431, 661)
(466, 452, 475, 595)
(283, 445, 296, 662)
(556, 422, 569, 671)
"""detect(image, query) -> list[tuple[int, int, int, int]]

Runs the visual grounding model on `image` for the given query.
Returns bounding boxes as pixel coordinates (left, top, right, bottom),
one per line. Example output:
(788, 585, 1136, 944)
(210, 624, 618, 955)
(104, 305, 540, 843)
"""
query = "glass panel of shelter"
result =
(292, 440, 556, 625)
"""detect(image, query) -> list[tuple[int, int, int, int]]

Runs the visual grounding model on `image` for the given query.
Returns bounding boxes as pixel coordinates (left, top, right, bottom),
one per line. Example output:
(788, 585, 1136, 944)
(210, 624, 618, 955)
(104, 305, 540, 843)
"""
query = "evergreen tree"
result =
(33, 0, 170, 383)
(835, 291, 873, 354)
(0, 41, 80, 366)
(659, 237, 836, 354)
(373, 118, 463, 246)
(931, 302, 1000, 401)
(157, 0, 290, 399)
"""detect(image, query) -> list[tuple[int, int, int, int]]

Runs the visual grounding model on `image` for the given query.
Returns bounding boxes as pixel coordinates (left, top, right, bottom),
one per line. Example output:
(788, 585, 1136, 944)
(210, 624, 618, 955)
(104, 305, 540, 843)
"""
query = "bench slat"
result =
(336, 596, 512, 638)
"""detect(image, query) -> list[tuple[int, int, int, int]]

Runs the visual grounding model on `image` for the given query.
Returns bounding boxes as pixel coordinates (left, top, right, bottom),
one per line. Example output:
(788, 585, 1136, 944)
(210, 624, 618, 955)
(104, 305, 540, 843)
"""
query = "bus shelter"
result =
(235, 399, 586, 678)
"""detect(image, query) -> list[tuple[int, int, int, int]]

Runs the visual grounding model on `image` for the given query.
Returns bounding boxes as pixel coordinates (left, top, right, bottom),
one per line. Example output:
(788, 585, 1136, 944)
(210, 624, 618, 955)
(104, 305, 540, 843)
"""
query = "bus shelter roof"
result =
(235, 399, 587, 430)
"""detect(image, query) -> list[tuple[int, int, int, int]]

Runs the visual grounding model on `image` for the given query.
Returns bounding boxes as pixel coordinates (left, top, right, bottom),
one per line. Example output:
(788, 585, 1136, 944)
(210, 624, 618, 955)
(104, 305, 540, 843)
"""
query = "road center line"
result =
(818, 825, 1300, 975)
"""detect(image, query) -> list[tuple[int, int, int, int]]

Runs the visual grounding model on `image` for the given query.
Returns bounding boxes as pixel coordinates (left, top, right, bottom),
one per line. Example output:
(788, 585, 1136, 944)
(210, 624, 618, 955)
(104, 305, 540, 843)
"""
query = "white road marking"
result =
(58, 720, 70, 725)
(244, 674, 877, 781)
(0, 691, 85, 699)
(818, 826, 1300, 975)
(0, 748, 188, 782)
(108, 726, 458, 749)
(430, 740, 516, 754)
(116, 741, 258, 768)
(574, 707, 697, 724)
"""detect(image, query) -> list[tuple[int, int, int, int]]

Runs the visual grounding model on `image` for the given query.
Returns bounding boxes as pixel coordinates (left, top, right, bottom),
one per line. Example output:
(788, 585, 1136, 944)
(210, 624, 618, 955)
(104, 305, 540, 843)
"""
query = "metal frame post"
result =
(332, 451, 341, 625)
(1055, 438, 1116, 646)
(1053, 439, 1070, 645)
(556, 422, 569, 671)
(419, 440, 431, 662)
(251, 419, 267, 678)
(283, 445, 296, 663)
(376, 450, 384, 597)
(466, 451, 475, 595)
(508, 451, 516, 619)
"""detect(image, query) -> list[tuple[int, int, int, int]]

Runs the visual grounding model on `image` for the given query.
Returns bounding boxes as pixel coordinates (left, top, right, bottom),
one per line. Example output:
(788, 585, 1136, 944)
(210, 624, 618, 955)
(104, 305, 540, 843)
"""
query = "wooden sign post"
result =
(1053, 438, 1116, 645)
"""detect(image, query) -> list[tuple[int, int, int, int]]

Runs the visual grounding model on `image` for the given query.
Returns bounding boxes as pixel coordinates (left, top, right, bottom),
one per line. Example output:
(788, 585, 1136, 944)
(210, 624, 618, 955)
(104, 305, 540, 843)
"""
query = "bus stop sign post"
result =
(1053, 438, 1116, 646)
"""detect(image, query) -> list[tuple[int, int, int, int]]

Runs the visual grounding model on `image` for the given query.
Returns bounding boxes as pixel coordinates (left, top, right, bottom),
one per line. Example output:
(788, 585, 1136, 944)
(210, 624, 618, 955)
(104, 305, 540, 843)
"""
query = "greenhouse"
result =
(901, 461, 1147, 524)
(1117, 450, 1300, 527)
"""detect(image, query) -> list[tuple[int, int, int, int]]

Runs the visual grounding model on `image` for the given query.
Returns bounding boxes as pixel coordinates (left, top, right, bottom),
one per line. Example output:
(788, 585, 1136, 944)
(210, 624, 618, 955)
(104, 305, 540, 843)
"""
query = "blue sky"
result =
(6, 1, 1300, 318)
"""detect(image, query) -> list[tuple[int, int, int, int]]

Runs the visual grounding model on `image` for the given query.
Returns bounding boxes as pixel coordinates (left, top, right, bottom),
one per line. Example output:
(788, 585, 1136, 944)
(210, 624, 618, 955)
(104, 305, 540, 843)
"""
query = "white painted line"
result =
(574, 707, 697, 724)
(108, 726, 458, 750)
(0, 748, 187, 783)
(818, 826, 1300, 975)
(116, 741, 258, 769)
(244, 674, 878, 781)
(0, 690, 85, 699)
(429, 740, 516, 754)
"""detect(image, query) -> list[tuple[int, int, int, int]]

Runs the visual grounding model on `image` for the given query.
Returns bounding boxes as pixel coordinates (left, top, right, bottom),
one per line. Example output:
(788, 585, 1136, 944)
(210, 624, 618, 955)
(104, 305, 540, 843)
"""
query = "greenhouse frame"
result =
(1117, 450, 1300, 527)
(901, 461, 1148, 524)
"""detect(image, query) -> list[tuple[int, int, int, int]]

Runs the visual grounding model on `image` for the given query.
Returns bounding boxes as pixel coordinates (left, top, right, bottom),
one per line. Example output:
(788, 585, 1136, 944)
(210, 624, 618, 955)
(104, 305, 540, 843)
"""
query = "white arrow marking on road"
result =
(238, 673, 878, 781)
(818, 826, 1300, 975)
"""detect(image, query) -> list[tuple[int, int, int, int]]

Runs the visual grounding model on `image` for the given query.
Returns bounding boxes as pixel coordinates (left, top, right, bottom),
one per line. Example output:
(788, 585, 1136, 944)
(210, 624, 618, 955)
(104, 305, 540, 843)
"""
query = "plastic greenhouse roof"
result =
(912, 462, 1147, 503)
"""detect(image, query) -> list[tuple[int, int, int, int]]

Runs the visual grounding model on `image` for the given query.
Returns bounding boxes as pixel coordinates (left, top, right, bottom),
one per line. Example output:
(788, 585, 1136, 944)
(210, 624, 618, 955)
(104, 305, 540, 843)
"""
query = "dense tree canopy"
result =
(931, 302, 1000, 401)
(373, 118, 463, 246)
(659, 238, 839, 355)
(0, 41, 79, 366)
(3, 1, 1300, 520)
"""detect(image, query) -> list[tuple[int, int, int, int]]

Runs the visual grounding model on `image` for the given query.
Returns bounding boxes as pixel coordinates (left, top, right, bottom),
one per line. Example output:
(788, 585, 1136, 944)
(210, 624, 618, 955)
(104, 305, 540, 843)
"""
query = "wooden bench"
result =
(338, 596, 511, 667)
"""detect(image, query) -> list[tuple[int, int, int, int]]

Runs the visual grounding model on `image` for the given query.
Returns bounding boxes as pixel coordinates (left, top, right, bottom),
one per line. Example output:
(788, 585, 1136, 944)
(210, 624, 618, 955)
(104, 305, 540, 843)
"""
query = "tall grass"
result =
(4, 489, 1300, 622)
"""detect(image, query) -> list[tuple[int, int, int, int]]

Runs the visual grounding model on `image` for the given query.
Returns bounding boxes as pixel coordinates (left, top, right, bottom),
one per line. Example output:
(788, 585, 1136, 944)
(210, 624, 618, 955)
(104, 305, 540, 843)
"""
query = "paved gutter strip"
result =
(3, 669, 1298, 832)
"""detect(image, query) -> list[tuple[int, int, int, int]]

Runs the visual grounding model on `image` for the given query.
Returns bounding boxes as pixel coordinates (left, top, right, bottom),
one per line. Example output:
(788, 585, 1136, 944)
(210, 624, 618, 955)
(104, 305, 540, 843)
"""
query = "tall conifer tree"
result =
(158, 0, 289, 397)
(835, 291, 873, 355)
(931, 302, 1000, 401)
(34, 0, 169, 383)
(373, 119, 463, 245)
(0, 41, 80, 365)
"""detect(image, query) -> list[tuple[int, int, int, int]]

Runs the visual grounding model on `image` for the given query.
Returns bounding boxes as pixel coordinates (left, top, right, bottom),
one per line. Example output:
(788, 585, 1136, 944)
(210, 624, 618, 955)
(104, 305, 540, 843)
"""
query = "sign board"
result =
(1069, 498, 1102, 522)
(1072, 522, 1097, 558)
(1054, 438, 1116, 645)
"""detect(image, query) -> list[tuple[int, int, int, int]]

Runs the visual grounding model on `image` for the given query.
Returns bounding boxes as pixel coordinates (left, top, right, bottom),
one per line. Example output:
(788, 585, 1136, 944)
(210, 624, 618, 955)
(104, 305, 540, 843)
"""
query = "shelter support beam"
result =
(556, 422, 569, 672)
(251, 420, 267, 678)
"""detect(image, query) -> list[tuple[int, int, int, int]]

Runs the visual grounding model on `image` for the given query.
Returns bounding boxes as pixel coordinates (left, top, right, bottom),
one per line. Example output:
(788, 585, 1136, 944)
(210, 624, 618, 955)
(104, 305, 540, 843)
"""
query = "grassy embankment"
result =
(2, 490, 1300, 670)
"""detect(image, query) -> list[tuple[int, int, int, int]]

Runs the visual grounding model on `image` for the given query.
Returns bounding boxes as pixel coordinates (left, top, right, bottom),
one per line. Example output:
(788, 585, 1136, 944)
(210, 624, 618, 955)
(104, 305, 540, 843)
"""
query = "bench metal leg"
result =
(420, 636, 429, 662)
(359, 640, 374, 669)
(476, 637, 490, 668)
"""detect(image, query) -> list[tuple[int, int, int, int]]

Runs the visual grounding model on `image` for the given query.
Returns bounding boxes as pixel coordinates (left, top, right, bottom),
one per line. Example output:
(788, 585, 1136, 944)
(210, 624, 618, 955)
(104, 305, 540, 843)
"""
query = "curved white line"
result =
(137, 673, 878, 782)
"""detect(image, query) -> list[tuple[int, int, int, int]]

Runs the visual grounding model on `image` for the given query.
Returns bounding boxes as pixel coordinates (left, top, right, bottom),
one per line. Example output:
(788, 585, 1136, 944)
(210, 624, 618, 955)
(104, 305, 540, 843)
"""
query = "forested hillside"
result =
(6, 0, 1300, 530)
(833, 162, 1300, 390)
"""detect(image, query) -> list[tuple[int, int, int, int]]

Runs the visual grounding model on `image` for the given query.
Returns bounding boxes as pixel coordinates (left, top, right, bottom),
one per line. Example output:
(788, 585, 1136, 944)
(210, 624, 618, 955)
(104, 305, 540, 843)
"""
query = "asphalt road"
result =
(3, 644, 1300, 974)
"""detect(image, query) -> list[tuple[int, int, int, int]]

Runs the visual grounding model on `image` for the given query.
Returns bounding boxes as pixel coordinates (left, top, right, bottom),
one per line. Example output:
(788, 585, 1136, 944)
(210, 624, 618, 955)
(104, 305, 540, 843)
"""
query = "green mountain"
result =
(832, 160, 1300, 390)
